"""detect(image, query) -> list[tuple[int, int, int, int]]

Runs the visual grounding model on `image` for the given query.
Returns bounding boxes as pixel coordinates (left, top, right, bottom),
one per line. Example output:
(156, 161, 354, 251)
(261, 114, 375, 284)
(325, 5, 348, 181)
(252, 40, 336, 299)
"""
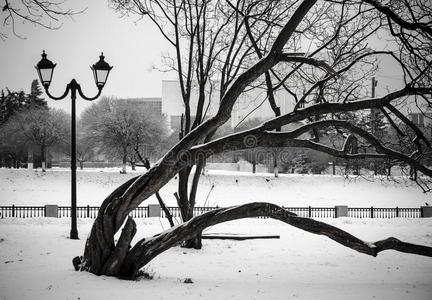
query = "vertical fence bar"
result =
(396, 206, 399, 218)
(371, 206, 374, 218)
(12, 205, 15, 217)
(308, 206, 312, 218)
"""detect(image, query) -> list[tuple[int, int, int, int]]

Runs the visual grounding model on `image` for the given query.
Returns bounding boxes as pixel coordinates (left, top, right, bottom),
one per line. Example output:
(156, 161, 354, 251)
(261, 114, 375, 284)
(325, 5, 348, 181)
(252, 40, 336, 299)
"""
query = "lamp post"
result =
(35, 51, 113, 239)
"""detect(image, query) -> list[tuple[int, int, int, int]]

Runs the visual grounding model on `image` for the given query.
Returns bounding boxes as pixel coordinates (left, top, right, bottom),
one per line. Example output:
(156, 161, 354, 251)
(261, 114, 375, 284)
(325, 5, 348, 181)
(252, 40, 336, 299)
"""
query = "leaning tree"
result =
(73, 0, 432, 279)
(109, 0, 362, 248)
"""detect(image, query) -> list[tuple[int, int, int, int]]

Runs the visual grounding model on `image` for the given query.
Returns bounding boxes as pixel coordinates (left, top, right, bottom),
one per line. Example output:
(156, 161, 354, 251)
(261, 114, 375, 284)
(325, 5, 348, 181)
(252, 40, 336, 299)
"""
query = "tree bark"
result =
(77, 176, 139, 275)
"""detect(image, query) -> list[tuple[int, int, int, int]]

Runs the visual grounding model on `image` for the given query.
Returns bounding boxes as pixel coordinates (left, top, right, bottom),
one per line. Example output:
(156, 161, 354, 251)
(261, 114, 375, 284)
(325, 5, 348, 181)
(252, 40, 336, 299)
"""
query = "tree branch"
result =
(118, 202, 432, 278)
(277, 54, 339, 76)
(362, 0, 432, 37)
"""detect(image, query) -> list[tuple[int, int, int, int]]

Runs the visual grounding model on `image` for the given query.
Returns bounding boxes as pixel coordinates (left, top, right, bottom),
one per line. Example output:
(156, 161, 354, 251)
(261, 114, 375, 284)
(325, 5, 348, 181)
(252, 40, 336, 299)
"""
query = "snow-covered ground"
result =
(1, 168, 432, 299)
(1, 218, 431, 300)
(0, 167, 430, 207)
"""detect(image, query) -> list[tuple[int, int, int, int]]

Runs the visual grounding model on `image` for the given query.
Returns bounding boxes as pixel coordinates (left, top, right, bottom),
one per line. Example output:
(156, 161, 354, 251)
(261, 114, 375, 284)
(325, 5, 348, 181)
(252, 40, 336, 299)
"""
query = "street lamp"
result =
(35, 51, 113, 240)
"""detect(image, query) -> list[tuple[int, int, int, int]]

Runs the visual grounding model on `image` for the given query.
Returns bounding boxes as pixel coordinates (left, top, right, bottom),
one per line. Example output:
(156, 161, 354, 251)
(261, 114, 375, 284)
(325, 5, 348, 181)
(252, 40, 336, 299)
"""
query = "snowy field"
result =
(1, 218, 432, 300)
(1, 168, 432, 299)
(0, 167, 430, 207)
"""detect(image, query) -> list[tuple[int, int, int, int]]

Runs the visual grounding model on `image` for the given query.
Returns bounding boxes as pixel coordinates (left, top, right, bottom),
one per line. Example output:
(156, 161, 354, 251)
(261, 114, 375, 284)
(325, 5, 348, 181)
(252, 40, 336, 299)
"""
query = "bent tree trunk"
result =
(75, 201, 432, 279)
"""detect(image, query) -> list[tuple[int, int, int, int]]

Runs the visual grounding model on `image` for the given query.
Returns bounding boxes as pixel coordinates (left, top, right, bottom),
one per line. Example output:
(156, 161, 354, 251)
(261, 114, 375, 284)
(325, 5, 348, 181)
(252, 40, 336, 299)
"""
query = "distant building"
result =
(119, 97, 162, 116)
(161, 80, 295, 131)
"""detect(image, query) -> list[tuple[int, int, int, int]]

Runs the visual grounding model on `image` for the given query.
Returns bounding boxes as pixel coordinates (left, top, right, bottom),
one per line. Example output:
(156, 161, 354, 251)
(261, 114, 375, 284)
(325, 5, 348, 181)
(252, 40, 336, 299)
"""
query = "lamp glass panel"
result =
(40, 68, 53, 84)
(96, 70, 109, 85)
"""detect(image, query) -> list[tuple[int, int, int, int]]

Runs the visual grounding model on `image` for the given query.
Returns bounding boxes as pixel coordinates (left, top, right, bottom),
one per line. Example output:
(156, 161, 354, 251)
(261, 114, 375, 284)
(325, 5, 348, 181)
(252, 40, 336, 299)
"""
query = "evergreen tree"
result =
(28, 80, 47, 108)
(0, 89, 27, 126)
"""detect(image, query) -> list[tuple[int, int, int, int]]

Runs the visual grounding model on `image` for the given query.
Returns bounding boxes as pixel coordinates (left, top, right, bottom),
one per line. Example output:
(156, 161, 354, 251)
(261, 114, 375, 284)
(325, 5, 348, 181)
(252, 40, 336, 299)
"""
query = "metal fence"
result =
(347, 207, 421, 218)
(0, 206, 45, 218)
(283, 206, 336, 218)
(0, 205, 425, 219)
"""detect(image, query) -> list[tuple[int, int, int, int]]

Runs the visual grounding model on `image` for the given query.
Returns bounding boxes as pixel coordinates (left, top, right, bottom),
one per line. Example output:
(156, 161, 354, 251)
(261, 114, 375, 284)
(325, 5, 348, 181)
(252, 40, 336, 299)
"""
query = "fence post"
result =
(148, 204, 161, 218)
(44, 205, 58, 218)
(335, 206, 348, 218)
(396, 206, 399, 218)
(421, 206, 432, 217)
(12, 205, 15, 218)
(308, 206, 312, 218)
(371, 206, 374, 218)
(87, 205, 90, 218)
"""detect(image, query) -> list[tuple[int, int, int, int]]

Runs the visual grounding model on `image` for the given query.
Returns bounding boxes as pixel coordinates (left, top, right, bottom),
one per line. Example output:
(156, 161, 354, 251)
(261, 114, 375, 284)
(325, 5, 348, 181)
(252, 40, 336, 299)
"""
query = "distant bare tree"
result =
(1, 107, 69, 171)
(80, 97, 167, 173)
(58, 120, 96, 170)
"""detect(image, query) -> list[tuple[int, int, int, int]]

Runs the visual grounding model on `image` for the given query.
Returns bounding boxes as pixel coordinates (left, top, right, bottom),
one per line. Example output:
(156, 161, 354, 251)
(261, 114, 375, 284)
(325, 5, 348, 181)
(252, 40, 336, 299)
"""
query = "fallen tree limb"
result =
(111, 202, 432, 279)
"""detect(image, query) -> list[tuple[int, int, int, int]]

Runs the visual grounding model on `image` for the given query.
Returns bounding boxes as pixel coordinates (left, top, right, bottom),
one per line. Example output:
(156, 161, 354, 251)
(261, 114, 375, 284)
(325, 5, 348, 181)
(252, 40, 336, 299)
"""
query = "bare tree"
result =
(80, 97, 167, 173)
(110, 0, 300, 248)
(1, 106, 69, 171)
(58, 122, 95, 170)
(73, 0, 432, 279)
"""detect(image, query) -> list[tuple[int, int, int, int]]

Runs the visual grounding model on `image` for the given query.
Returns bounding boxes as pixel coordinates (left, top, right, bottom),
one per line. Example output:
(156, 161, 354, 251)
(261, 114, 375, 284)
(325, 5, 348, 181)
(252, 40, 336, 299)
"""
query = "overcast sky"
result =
(0, 0, 173, 115)
(0, 0, 405, 116)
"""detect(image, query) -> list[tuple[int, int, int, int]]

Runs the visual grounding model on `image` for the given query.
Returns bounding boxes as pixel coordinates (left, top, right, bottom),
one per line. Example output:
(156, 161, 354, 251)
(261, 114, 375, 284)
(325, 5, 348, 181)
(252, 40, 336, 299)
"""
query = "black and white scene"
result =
(1, 0, 432, 299)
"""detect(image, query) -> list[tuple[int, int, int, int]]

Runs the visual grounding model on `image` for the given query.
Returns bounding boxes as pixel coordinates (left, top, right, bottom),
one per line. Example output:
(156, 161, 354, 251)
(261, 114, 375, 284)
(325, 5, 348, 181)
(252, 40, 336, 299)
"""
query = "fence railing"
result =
(0, 205, 45, 218)
(347, 207, 421, 218)
(0, 205, 427, 219)
(283, 206, 336, 218)
(57, 206, 149, 219)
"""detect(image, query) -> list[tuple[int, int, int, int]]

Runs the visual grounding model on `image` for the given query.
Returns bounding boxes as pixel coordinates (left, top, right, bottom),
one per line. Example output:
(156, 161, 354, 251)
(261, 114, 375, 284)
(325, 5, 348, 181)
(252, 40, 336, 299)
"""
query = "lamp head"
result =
(91, 52, 113, 89)
(35, 50, 56, 87)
